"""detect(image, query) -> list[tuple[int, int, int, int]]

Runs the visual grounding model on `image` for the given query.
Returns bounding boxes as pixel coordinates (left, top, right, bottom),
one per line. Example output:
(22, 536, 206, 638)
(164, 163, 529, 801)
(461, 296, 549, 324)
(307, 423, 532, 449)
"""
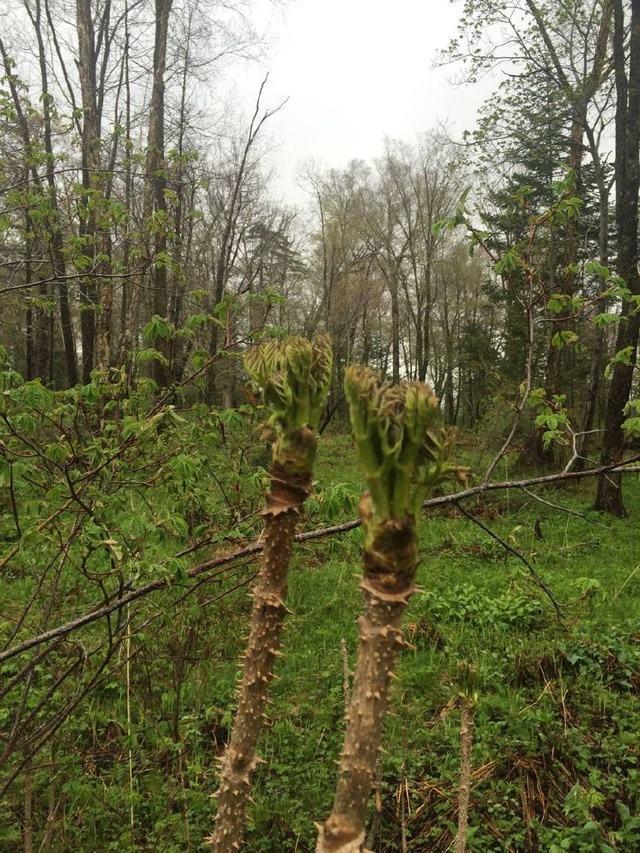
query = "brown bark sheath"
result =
(209, 462, 312, 852)
(317, 498, 417, 853)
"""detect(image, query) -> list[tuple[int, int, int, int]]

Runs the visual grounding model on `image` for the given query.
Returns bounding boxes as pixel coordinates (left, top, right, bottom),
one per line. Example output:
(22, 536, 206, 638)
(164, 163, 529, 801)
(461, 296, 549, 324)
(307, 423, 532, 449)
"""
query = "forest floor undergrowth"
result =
(230, 435, 640, 852)
(3, 431, 640, 852)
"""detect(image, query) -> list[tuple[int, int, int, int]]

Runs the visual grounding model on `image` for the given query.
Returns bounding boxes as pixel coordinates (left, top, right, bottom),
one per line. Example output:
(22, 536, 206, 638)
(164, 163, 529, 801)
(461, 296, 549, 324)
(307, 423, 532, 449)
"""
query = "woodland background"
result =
(2, 0, 640, 850)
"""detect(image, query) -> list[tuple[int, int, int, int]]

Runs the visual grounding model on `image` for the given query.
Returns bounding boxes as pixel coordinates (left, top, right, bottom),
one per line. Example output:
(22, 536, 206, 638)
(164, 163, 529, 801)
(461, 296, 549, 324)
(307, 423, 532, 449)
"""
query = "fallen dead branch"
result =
(2, 456, 639, 664)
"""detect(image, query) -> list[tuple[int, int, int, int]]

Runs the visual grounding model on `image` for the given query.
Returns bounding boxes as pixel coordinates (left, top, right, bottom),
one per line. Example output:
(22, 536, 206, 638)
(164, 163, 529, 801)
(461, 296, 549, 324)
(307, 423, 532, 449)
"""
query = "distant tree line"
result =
(1, 0, 640, 511)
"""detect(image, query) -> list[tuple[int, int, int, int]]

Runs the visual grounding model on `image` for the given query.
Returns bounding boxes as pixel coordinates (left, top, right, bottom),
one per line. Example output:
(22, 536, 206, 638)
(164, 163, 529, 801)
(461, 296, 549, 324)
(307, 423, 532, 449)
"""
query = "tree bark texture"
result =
(147, 0, 172, 386)
(316, 498, 417, 853)
(209, 462, 312, 852)
(595, 0, 640, 515)
(76, 0, 108, 379)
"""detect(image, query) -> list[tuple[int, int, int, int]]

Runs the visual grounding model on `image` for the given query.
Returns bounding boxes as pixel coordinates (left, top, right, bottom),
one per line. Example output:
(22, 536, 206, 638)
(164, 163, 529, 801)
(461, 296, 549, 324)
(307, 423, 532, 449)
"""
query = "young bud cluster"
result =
(344, 366, 458, 521)
(245, 334, 332, 433)
(245, 334, 333, 473)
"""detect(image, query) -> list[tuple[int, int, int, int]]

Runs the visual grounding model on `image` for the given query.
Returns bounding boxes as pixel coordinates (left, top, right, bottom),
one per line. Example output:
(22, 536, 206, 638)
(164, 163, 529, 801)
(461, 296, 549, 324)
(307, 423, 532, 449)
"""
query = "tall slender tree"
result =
(595, 0, 640, 514)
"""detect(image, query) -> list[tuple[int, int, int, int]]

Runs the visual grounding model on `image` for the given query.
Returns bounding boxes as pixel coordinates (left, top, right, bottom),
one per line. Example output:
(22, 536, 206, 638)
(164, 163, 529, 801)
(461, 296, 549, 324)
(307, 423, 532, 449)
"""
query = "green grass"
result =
(4, 430, 640, 851)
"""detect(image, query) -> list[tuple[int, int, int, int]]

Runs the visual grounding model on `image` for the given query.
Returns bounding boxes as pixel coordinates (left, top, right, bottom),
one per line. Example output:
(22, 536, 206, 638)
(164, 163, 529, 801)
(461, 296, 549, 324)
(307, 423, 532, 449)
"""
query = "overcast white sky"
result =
(230, 0, 495, 204)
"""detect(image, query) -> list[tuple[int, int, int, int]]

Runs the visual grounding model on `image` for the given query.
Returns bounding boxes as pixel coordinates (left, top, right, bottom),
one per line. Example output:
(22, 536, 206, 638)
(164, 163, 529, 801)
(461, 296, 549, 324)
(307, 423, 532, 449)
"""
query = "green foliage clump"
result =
(344, 365, 460, 521)
(419, 584, 547, 631)
(245, 334, 332, 472)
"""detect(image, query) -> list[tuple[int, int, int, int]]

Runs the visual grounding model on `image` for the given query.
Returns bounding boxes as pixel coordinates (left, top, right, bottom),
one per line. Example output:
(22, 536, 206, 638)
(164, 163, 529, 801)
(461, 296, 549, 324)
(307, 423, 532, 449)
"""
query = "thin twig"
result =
(518, 486, 608, 528)
(4, 458, 640, 662)
(455, 502, 563, 620)
(614, 563, 640, 598)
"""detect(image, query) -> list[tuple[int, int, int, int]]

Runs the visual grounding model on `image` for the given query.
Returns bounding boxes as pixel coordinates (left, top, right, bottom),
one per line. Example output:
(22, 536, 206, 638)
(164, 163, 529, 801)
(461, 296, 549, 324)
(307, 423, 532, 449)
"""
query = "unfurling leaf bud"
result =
(245, 334, 333, 473)
(344, 367, 460, 523)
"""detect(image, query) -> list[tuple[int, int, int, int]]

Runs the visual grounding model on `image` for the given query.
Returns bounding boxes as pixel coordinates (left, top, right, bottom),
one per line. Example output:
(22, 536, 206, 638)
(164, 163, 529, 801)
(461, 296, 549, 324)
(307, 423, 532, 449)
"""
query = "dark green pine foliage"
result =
(471, 69, 601, 402)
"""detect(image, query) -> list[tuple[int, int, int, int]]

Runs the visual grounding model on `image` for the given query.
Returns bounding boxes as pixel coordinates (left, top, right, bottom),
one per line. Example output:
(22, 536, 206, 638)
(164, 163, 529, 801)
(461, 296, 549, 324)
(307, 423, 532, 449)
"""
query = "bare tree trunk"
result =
(0, 37, 38, 379)
(1, 25, 52, 382)
(32, 0, 79, 387)
(119, 0, 133, 367)
(145, 0, 173, 387)
(76, 0, 103, 379)
(389, 268, 401, 383)
(206, 77, 280, 401)
(523, 1, 612, 409)
(169, 10, 194, 377)
(595, 0, 640, 515)
(576, 126, 612, 469)
(544, 103, 587, 400)
(443, 295, 456, 424)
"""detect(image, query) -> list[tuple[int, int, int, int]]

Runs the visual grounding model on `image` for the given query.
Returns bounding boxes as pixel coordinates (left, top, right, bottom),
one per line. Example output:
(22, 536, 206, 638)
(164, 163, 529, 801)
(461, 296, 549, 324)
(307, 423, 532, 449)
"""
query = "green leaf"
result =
(585, 260, 612, 281)
(551, 330, 579, 349)
(622, 416, 640, 438)
(547, 296, 565, 315)
(184, 313, 209, 332)
(136, 348, 169, 366)
(495, 249, 521, 275)
(593, 313, 620, 328)
(143, 315, 173, 342)
(605, 346, 634, 378)
(11, 380, 55, 411)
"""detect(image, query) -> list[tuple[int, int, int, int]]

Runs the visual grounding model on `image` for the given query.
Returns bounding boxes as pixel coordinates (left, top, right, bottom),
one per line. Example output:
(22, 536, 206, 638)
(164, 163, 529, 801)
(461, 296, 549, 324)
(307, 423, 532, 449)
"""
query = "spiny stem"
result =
(209, 335, 331, 851)
(455, 699, 475, 853)
(317, 368, 460, 852)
